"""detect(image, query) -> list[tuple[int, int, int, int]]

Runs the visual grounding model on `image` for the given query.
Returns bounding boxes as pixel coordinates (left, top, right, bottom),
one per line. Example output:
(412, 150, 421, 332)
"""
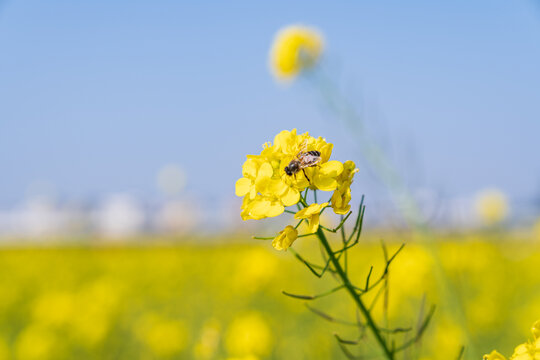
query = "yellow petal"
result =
(273, 129, 296, 151)
(258, 162, 274, 178)
(242, 159, 259, 179)
(235, 178, 252, 197)
(343, 160, 356, 172)
(312, 175, 337, 192)
(295, 207, 309, 219)
(266, 201, 285, 218)
(319, 142, 333, 163)
(249, 199, 272, 218)
(319, 160, 343, 177)
(269, 179, 289, 197)
(295, 202, 327, 219)
(255, 176, 272, 194)
(272, 225, 298, 251)
(331, 189, 351, 215)
(306, 213, 320, 233)
(333, 205, 350, 215)
(280, 188, 300, 207)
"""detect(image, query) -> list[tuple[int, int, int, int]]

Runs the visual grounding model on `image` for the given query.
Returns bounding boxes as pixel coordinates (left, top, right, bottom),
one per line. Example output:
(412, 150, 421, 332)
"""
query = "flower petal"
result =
(319, 160, 344, 177)
(235, 178, 252, 197)
(242, 159, 259, 179)
(266, 201, 285, 218)
(249, 199, 272, 218)
(280, 187, 300, 207)
(258, 162, 274, 178)
(272, 225, 298, 251)
(312, 175, 338, 192)
(306, 213, 320, 233)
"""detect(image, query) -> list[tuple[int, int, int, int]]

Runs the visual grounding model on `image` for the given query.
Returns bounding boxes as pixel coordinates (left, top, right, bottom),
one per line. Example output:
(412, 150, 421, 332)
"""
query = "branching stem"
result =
(316, 228, 395, 360)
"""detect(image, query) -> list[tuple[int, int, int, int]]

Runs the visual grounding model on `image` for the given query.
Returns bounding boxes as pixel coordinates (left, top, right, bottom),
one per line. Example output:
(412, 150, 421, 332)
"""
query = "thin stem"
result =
(316, 228, 394, 360)
(321, 211, 352, 233)
(282, 285, 345, 300)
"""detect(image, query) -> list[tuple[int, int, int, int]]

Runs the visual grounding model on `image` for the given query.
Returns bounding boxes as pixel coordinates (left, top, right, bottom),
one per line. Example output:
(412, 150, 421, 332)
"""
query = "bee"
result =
(284, 143, 322, 182)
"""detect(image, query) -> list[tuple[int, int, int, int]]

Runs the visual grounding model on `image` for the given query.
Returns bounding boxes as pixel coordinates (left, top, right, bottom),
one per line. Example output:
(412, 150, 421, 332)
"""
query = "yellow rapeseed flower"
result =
(269, 25, 323, 81)
(134, 313, 188, 357)
(475, 188, 509, 225)
(295, 202, 328, 233)
(225, 312, 273, 357)
(272, 225, 298, 251)
(331, 160, 358, 214)
(237, 129, 348, 220)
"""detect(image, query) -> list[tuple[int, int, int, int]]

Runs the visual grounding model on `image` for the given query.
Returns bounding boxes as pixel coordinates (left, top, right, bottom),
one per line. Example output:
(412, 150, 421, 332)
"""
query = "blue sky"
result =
(1, 0, 539, 208)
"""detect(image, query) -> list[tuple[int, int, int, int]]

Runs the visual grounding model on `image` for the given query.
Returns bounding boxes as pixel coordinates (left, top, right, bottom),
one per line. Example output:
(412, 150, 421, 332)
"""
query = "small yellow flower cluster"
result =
(331, 160, 358, 215)
(484, 320, 540, 360)
(236, 129, 354, 220)
(236, 129, 358, 250)
(269, 25, 323, 81)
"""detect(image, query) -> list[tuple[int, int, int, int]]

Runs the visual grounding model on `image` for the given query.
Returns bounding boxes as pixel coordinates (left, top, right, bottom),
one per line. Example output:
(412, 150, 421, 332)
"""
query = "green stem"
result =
(316, 228, 394, 360)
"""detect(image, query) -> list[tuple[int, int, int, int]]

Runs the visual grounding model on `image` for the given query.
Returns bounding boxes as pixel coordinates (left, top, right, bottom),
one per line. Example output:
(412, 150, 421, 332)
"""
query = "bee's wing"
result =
(299, 153, 322, 169)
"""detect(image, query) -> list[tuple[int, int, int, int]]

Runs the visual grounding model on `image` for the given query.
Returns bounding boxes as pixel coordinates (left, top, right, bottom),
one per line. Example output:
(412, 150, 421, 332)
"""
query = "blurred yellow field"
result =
(0, 233, 538, 360)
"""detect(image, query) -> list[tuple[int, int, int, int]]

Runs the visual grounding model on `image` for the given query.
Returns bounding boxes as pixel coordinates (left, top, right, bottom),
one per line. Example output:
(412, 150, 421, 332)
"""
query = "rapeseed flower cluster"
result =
(269, 25, 323, 81)
(484, 320, 540, 360)
(236, 129, 357, 250)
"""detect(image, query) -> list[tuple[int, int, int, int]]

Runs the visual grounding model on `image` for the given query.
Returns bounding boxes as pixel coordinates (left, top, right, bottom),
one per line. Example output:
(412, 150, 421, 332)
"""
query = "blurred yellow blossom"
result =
(233, 248, 278, 290)
(237, 129, 349, 221)
(272, 225, 298, 251)
(15, 325, 58, 360)
(295, 202, 328, 233)
(135, 313, 188, 357)
(70, 279, 120, 346)
(475, 188, 509, 225)
(32, 291, 74, 327)
(225, 312, 273, 357)
(193, 319, 221, 359)
(269, 25, 323, 81)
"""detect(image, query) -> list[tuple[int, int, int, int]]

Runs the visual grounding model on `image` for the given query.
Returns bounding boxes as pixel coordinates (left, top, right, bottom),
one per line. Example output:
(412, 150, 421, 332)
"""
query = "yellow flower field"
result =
(0, 232, 538, 359)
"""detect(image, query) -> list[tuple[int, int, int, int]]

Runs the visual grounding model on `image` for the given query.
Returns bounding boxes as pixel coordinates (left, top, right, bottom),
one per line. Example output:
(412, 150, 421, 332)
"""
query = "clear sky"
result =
(1, 0, 539, 208)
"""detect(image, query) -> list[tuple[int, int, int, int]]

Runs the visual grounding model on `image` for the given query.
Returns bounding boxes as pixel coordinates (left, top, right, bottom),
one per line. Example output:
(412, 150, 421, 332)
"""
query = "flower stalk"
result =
(237, 129, 433, 358)
(315, 227, 395, 360)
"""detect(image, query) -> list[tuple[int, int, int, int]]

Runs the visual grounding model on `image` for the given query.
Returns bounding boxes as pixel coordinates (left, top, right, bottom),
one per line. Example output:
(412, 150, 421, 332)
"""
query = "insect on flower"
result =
(283, 141, 321, 182)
